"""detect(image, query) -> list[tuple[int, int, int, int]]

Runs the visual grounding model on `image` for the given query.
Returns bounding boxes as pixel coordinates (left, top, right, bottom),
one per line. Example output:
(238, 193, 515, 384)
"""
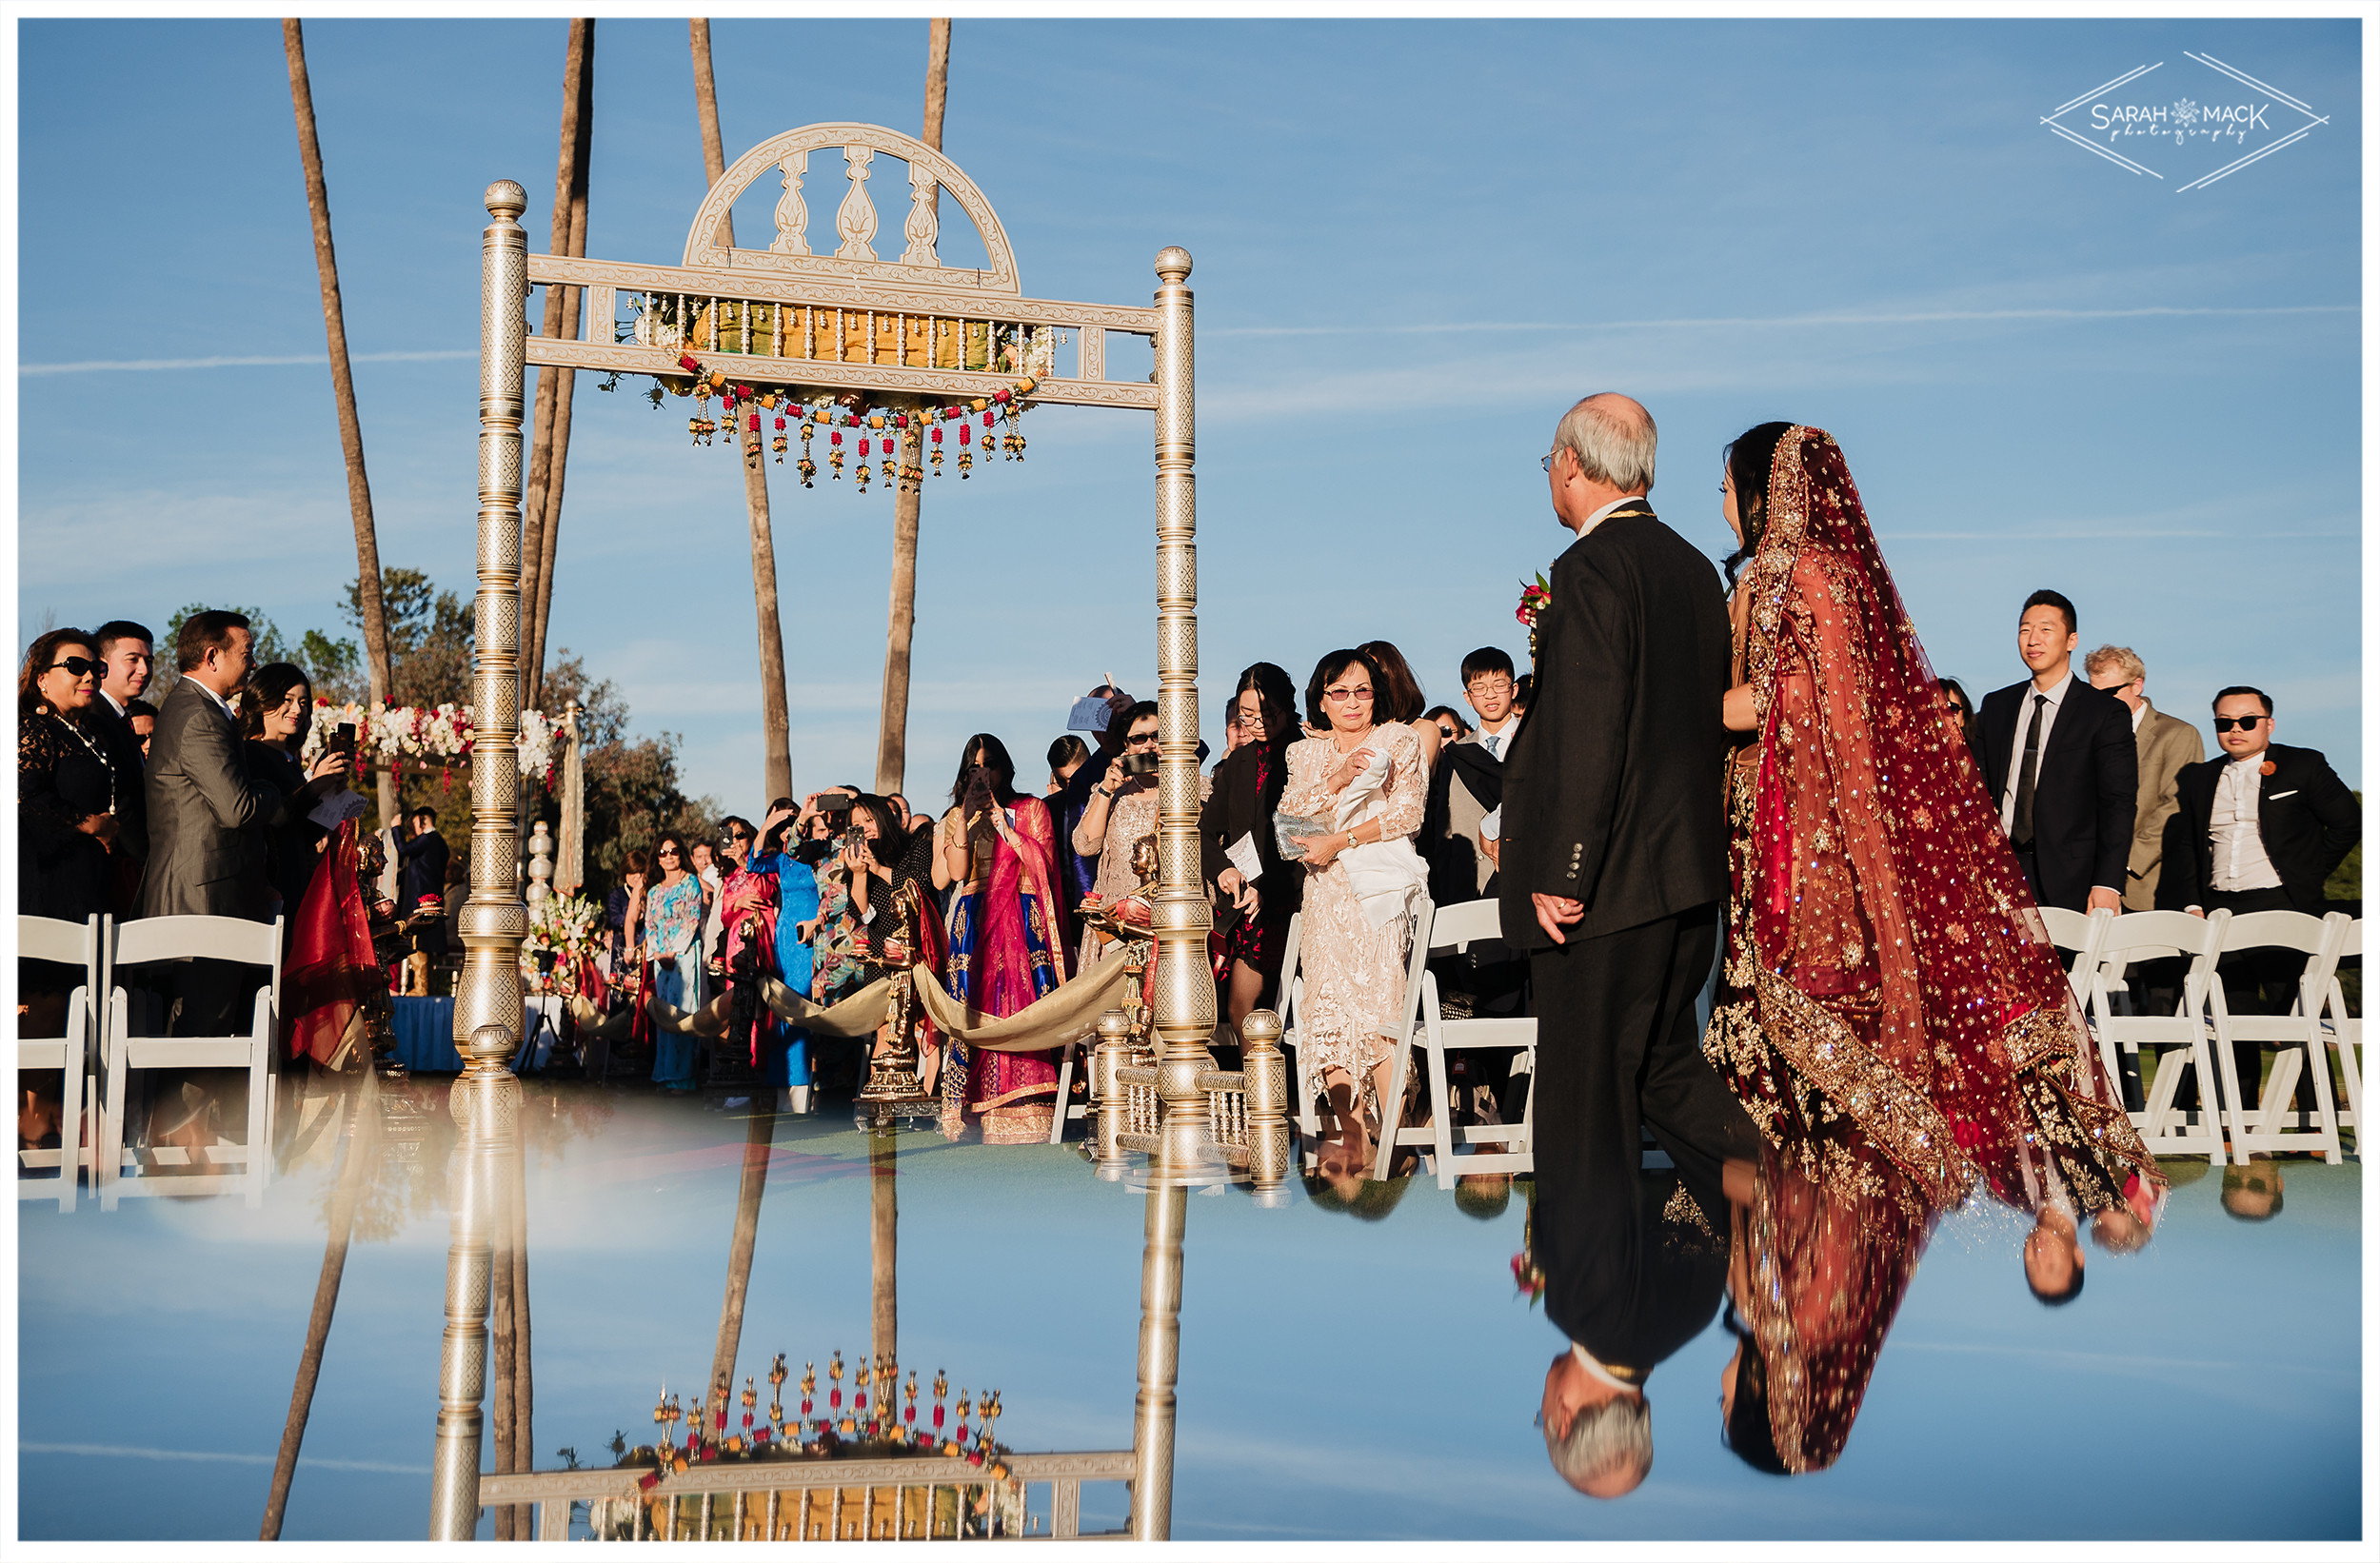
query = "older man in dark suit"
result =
(1501, 395, 1756, 1468)
(1973, 590, 2137, 913)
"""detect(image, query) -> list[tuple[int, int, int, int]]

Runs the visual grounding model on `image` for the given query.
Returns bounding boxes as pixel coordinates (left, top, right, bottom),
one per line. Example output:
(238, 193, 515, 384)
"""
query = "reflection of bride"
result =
(1705, 424, 2160, 1230)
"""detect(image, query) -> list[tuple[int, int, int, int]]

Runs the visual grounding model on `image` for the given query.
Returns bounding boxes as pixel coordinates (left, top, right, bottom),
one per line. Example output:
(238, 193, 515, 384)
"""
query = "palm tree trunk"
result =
(283, 20, 396, 826)
(519, 19, 592, 713)
(709, 1099, 777, 1431)
(872, 18, 951, 798)
(691, 20, 795, 804)
(260, 1070, 382, 1540)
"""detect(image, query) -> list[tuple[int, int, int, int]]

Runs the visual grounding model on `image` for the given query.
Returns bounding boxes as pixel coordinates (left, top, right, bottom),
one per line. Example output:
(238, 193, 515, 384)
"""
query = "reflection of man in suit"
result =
(2083, 644, 2204, 912)
(1537, 1169, 1731, 1497)
(1501, 393, 1757, 1433)
(1973, 590, 2137, 913)
(2159, 686, 2359, 1118)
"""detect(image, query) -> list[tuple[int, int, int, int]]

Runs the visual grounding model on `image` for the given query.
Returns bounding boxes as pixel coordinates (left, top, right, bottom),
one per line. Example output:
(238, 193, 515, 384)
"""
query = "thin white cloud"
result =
(1211, 303, 2357, 338)
(19, 1441, 426, 1474)
(19, 348, 474, 375)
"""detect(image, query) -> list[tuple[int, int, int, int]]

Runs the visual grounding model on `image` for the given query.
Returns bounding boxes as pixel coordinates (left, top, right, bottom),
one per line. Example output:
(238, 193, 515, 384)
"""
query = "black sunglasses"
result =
(47, 656, 100, 678)
(2211, 716, 2267, 733)
(1436, 724, 1458, 740)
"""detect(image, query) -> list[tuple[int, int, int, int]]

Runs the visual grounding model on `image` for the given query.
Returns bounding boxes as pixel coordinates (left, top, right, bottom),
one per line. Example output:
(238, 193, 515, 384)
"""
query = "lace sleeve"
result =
(1375, 725, 1428, 843)
(18, 716, 87, 844)
(1279, 739, 1331, 819)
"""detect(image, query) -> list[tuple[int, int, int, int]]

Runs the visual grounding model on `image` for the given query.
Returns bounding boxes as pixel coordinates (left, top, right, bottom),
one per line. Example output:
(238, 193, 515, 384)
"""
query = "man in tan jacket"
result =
(2084, 644, 2204, 911)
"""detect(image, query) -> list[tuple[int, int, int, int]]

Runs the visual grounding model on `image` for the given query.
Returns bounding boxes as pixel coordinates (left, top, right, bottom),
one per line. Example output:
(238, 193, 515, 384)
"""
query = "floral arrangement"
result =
(523, 892, 605, 994)
(644, 317, 1057, 495)
(1516, 572, 1552, 663)
(299, 701, 566, 783)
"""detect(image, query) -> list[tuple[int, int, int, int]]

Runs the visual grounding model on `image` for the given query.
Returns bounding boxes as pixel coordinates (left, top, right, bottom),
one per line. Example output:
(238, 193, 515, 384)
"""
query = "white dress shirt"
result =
(2129, 700, 2147, 734)
(2209, 752, 2284, 895)
(1998, 670, 2075, 837)
(1573, 491, 1650, 540)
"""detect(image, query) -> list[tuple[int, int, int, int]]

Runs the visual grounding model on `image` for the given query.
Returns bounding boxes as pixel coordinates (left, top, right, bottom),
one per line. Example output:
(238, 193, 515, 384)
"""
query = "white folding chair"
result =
(2090, 909, 2229, 1164)
(1364, 898, 1441, 1182)
(1278, 912, 1320, 1152)
(1382, 899, 1535, 1190)
(17, 914, 106, 1211)
(2209, 909, 2345, 1165)
(2039, 906, 2114, 1006)
(2317, 915, 2360, 1143)
(1279, 900, 1438, 1177)
(101, 915, 284, 1208)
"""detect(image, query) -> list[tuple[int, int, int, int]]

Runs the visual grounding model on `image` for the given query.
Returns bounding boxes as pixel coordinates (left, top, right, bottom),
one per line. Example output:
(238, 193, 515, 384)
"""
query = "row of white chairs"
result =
(2042, 906, 2361, 1167)
(15, 913, 285, 1210)
(1276, 898, 1537, 1191)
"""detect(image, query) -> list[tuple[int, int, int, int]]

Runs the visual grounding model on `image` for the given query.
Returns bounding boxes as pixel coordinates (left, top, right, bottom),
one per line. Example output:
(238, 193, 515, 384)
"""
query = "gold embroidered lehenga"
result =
(1705, 425, 2163, 1473)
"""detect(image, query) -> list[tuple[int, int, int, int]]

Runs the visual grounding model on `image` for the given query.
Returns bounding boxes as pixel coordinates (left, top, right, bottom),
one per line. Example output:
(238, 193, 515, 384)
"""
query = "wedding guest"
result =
(1421, 705, 1471, 747)
(933, 734, 1069, 1142)
(91, 619, 154, 881)
(1072, 701, 1164, 970)
(692, 839, 724, 966)
(1057, 684, 1134, 910)
(1047, 734, 1089, 796)
(1973, 590, 2136, 913)
(746, 799, 819, 1111)
(238, 662, 332, 943)
(1281, 648, 1430, 1169)
(604, 848, 649, 981)
(1425, 646, 1531, 1120)
(396, 806, 449, 919)
(1513, 672, 1533, 716)
(1358, 640, 1442, 770)
(2160, 686, 2358, 1120)
(1201, 663, 1300, 1031)
(645, 832, 708, 1092)
(1936, 677, 1975, 753)
(18, 630, 117, 1035)
(2080, 646, 2204, 913)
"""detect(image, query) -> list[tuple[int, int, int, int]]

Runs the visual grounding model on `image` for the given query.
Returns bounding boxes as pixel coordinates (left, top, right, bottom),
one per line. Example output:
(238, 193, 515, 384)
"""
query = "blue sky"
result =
(15, 16, 2363, 812)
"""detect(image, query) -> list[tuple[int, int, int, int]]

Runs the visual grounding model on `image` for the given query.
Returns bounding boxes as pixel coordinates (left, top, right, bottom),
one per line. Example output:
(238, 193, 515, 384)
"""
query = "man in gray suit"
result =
(2083, 644, 2204, 913)
(138, 610, 347, 1032)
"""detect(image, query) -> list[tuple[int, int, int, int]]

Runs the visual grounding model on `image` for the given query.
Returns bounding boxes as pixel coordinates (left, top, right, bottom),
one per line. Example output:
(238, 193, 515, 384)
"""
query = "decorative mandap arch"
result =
(434, 125, 1263, 1542)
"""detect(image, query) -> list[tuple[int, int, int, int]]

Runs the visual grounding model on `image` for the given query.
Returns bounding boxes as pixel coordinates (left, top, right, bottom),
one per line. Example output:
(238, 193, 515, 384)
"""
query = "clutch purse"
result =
(1273, 811, 1330, 861)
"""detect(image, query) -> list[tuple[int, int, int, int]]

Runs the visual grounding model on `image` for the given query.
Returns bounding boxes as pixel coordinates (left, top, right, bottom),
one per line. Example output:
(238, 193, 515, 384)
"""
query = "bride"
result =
(1704, 423, 2162, 1473)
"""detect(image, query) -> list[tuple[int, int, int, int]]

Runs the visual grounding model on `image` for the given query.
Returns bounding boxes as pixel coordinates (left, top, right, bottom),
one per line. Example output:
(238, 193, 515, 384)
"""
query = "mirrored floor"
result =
(16, 1079, 2363, 1541)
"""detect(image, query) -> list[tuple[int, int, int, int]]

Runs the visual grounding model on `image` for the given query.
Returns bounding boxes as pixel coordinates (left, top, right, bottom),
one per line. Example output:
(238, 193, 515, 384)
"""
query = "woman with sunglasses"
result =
(1280, 648, 1431, 1171)
(18, 630, 118, 1057)
(1070, 700, 1180, 972)
(643, 832, 709, 1092)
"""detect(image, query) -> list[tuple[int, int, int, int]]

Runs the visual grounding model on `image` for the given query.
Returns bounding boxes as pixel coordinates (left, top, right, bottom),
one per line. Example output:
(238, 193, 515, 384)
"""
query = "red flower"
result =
(2260, 760, 2277, 776)
(677, 355, 699, 371)
(993, 387, 1012, 405)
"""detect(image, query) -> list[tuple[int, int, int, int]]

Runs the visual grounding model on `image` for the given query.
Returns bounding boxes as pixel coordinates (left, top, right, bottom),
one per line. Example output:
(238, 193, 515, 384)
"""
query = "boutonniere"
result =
(2260, 760, 2277, 777)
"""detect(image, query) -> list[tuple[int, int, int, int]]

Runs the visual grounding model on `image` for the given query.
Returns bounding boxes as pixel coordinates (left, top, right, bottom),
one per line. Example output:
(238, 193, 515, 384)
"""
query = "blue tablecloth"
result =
(391, 997, 462, 1072)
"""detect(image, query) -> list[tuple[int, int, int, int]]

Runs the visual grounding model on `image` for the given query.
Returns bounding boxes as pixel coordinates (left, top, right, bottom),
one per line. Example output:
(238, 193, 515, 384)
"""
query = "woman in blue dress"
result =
(746, 800, 821, 1111)
(644, 832, 708, 1091)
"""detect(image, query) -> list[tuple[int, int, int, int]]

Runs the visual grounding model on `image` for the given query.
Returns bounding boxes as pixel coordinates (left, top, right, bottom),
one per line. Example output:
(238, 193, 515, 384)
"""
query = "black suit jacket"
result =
(1498, 505, 1731, 949)
(2157, 742, 2360, 917)
(1973, 675, 2137, 912)
(1199, 738, 1292, 940)
(89, 697, 149, 863)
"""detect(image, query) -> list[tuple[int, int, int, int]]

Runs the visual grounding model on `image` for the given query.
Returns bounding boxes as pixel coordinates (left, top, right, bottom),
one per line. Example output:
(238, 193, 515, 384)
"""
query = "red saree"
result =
(282, 821, 379, 1067)
(939, 794, 1069, 1143)
(1703, 426, 2159, 1222)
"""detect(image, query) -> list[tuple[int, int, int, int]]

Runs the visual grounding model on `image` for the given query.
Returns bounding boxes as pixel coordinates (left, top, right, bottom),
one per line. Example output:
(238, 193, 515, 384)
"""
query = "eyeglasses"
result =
(2211, 716, 2268, 733)
(1323, 684, 1374, 704)
(1540, 452, 1558, 474)
(727, 830, 751, 843)
(1465, 678, 1513, 695)
(46, 657, 99, 678)
(657, 847, 681, 859)
(1128, 729, 1160, 747)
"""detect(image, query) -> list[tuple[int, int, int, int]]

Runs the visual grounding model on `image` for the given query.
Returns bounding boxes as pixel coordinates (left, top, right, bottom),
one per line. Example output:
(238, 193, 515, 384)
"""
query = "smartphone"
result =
(332, 722, 358, 756)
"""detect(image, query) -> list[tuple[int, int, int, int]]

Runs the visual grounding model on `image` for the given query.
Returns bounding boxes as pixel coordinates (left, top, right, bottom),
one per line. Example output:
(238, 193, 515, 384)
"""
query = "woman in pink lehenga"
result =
(931, 734, 1069, 1143)
(1704, 425, 2163, 1474)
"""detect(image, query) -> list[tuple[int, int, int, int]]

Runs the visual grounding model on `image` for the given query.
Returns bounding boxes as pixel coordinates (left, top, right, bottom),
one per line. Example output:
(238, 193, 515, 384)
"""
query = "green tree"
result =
(343, 567, 472, 708)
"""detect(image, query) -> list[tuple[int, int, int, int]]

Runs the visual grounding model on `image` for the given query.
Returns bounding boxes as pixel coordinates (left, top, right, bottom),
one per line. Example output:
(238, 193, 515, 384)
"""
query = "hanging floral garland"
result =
(298, 700, 566, 784)
(626, 308, 1059, 496)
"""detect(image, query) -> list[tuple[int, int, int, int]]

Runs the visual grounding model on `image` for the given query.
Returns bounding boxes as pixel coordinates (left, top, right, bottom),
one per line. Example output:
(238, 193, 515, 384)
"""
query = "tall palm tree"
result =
(691, 18, 794, 804)
(283, 20, 396, 826)
(520, 20, 594, 713)
(872, 18, 952, 797)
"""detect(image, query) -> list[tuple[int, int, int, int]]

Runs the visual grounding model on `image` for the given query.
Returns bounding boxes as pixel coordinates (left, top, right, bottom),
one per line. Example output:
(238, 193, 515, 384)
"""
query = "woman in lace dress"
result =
(1281, 648, 1430, 1164)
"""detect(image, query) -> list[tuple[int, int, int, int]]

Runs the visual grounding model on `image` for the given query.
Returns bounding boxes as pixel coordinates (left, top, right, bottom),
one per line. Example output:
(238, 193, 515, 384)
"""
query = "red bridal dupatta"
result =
(283, 820, 380, 1067)
(940, 793, 1070, 1142)
(1702, 426, 2158, 1222)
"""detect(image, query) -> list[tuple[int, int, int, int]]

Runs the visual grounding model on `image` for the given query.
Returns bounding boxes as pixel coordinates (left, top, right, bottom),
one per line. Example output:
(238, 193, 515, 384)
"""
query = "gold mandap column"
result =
(1147, 246, 1220, 1175)
(429, 179, 532, 1540)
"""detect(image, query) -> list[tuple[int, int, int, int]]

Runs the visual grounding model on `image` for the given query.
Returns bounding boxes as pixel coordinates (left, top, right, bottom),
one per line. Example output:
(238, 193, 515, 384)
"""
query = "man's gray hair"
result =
(1554, 394, 1657, 494)
(1544, 1394, 1653, 1496)
(2082, 643, 2145, 685)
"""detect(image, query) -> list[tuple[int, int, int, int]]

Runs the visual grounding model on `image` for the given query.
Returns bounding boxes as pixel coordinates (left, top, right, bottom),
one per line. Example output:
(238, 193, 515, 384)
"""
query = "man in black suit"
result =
(2159, 686, 2359, 1117)
(1500, 393, 1755, 1380)
(89, 619, 156, 900)
(1973, 589, 2137, 913)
